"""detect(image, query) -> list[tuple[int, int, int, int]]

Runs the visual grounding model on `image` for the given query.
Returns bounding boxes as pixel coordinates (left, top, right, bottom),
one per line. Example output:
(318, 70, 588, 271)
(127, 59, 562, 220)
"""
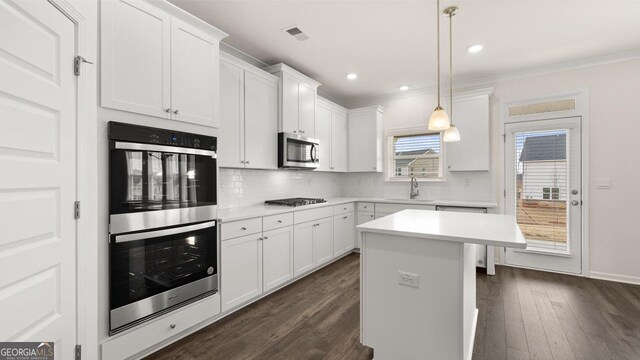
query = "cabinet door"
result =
(356, 212, 374, 249)
(101, 0, 171, 118)
(331, 108, 348, 172)
(446, 94, 490, 171)
(315, 102, 332, 171)
(262, 226, 293, 292)
(332, 215, 344, 257)
(298, 82, 316, 137)
(281, 73, 299, 134)
(293, 222, 314, 276)
(314, 217, 333, 266)
(244, 71, 278, 169)
(221, 234, 263, 312)
(342, 213, 355, 253)
(348, 110, 379, 172)
(171, 17, 220, 127)
(218, 59, 244, 168)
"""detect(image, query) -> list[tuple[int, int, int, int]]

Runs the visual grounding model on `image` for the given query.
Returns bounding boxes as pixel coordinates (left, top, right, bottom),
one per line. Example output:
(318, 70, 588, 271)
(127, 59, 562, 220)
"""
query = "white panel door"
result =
(171, 17, 220, 127)
(315, 102, 332, 171)
(218, 59, 244, 168)
(101, 0, 171, 118)
(0, 1, 76, 357)
(281, 73, 299, 134)
(293, 222, 314, 276)
(221, 234, 263, 311)
(504, 117, 582, 274)
(244, 71, 278, 169)
(262, 227, 293, 292)
(298, 82, 316, 137)
(331, 108, 348, 172)
(314, 217, 334, 266)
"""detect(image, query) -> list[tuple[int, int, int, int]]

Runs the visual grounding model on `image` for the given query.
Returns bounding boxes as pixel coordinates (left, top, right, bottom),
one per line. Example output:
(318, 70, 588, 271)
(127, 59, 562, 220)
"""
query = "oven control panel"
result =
(108, 122, 216, 151)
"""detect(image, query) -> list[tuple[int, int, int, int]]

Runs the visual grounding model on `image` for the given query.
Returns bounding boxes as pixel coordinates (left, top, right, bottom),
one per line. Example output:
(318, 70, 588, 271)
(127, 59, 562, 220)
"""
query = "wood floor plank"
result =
(145, 258, 640, 360)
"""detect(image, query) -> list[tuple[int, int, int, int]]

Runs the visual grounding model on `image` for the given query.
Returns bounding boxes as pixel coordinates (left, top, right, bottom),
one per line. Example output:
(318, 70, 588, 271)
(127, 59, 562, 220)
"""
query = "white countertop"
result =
(356, 209, 526, 248)
(217, 197, 498, 222)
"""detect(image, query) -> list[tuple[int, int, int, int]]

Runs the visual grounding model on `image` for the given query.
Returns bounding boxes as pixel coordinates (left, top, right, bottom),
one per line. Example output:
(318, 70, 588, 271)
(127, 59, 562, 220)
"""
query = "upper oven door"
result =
(110, 142, 217, 215)
(279, 132, 319, 168)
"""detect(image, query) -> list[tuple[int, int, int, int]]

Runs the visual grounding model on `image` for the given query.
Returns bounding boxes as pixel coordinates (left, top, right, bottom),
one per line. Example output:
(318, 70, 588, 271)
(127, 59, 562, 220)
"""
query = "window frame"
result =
(385, 127, 446, 182)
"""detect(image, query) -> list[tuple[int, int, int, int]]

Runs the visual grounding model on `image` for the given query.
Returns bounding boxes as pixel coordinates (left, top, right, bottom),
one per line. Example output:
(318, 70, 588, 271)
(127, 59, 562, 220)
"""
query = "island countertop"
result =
(356, 209, 527, 248)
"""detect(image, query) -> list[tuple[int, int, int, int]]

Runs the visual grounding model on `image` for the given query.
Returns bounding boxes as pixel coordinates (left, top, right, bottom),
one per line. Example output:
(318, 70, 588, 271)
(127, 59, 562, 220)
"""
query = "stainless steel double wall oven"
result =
(108, 122, 218, 334)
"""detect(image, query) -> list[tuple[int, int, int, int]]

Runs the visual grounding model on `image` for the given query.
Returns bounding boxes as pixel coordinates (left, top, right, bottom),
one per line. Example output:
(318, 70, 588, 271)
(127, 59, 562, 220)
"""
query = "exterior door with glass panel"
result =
(504, 117, 582, 274)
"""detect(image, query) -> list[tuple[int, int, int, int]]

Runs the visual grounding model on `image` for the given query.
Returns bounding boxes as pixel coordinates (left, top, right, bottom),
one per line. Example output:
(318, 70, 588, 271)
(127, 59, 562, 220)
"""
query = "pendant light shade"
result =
(428, 106, 450, 131)
(443, 124, 460, 142)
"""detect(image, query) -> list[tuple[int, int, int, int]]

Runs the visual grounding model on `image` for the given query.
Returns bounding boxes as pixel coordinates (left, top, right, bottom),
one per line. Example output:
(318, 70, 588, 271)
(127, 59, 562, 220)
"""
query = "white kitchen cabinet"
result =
(356, 211, 375, 249)
(264, 63, 321, 137)
(221, 233, 263, 312)
(314, 217, 334, 266)
(446, 90, 492, 171)
(101, 0, 226, 127)
(219, 54, 278, 169)
(316, 97, 348, 172)
(348, 105, 384, 172)
(333, 212, 355, 257)
(293, 221, 315, 276)
(262, 226, 294, 292)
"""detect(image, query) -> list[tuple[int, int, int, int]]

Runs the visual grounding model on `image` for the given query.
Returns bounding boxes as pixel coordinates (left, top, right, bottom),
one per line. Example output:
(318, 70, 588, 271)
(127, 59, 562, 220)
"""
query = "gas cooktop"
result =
(264, 197, 327, 207)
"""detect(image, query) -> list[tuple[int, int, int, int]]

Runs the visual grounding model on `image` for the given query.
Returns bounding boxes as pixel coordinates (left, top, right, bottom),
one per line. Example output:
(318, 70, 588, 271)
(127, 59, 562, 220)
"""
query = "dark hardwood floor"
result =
(146, 254, 640, 360)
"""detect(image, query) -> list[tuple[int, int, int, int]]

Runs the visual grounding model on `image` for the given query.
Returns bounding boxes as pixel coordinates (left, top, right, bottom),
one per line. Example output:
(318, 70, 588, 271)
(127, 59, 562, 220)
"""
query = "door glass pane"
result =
(514, 130, 569, 253)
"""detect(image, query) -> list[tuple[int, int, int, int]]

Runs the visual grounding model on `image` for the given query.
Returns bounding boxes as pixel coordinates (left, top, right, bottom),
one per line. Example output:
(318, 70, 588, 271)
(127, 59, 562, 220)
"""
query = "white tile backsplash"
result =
(219, 168, 344, 208)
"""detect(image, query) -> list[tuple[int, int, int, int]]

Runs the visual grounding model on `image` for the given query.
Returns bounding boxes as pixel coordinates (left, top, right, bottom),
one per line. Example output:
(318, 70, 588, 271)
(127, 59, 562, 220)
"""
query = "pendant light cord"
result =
(449, 8, 453, 124)
(436, 0, 441, 107)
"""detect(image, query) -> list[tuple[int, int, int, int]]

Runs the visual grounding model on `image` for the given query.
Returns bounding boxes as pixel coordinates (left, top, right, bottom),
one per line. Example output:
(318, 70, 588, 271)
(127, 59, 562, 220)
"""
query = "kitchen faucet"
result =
(410, 175, 419, 199)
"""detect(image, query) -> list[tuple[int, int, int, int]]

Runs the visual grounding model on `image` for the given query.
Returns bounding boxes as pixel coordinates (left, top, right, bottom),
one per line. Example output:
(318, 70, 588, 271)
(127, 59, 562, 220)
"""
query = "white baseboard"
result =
(589, 271, 640, 286)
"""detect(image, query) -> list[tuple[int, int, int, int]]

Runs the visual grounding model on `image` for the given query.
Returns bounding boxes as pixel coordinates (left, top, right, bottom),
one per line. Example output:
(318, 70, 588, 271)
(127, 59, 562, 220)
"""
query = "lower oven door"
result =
(109, 220, 218, 333)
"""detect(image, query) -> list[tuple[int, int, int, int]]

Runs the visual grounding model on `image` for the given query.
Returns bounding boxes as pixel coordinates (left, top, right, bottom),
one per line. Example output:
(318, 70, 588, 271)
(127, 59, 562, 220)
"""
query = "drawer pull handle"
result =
(170, 324, 176, 329)
(343, 216, 348, 219)
(241, 227, 247, 231)
(258, 237, 263, 240)
(263, 236, 268, 240)
(277, 220, 283, 223)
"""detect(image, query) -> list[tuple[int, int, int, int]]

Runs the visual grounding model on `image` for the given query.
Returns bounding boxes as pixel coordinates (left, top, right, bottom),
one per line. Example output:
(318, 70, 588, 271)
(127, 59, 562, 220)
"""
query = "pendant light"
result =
(428, 0, 450, 131)
(443, 5, 461, 142)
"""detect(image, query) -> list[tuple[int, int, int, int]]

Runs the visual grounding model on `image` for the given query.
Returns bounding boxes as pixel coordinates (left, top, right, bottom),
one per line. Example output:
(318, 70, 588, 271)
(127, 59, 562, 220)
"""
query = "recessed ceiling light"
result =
(399, 85, 409, 91)
(468, 44, 483, 53)
(346, 73, 358, 80)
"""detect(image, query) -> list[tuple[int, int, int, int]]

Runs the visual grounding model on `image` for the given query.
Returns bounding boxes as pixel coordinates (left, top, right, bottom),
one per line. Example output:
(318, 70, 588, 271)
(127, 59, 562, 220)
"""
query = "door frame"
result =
(47, 0, 98, 358)
(498, 89, 590, 276)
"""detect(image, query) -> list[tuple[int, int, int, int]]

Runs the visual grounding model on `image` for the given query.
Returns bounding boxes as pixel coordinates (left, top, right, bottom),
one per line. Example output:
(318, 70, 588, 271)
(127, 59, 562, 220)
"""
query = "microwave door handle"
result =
(311, 144, 317, 162)
(114, 220, 216, 243)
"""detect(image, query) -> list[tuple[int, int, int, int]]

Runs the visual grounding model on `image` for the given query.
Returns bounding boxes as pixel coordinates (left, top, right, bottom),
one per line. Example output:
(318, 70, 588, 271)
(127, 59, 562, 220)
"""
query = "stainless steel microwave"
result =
(278, 132, 319, 169)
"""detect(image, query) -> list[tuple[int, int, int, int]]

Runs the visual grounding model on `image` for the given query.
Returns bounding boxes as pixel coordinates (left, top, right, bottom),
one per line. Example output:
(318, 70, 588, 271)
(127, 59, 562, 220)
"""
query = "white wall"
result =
(353, 58, 640, 283)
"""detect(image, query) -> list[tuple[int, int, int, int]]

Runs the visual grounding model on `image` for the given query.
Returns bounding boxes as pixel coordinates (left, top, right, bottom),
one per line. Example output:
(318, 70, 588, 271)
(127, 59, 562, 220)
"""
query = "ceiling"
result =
(169, 0, 640, 105)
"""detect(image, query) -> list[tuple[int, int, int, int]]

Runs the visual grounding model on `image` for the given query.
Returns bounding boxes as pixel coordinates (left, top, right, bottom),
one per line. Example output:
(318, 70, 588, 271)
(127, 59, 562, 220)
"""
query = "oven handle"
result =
(114, 141, 217, 158)
(114, 220, 216, 243)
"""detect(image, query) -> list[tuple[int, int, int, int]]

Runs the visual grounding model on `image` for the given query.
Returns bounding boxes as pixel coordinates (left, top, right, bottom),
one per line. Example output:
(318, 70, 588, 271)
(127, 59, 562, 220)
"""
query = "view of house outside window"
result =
(389, 133, 443, 179)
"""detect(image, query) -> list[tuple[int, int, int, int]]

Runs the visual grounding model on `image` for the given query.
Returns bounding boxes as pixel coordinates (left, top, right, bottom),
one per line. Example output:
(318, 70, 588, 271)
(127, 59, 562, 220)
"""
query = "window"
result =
(542, 187, 550, 200)
(388, 132, 443, 179)
(542, 187, 560, 200)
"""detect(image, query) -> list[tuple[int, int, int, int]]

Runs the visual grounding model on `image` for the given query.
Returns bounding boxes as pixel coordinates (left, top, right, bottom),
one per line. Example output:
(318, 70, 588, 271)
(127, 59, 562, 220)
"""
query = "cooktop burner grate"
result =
(265, 197, 327, 207)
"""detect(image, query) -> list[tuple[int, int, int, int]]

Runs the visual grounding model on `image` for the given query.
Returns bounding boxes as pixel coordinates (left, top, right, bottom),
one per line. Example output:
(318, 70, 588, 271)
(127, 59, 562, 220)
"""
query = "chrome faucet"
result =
(410, 175, 419, 199)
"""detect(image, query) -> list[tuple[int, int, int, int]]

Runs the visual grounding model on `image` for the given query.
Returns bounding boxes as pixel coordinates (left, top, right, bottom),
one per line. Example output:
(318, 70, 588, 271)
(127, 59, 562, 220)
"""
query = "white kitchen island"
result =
(357, 209, 526, 360)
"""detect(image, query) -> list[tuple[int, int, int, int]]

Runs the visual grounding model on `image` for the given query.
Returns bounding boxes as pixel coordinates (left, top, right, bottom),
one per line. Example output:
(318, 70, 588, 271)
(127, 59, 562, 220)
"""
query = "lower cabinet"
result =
(293, 217, 334, 276)
(262, 226, 294, 292)
(334, 212, 355, 256)
(221, 233, 263, 312)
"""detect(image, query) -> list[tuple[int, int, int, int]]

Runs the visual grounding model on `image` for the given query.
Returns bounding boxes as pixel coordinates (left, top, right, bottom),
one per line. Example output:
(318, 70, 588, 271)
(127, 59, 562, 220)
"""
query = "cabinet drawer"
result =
(221, 217, 262, 240)
(333, 203, 354, 216)
(357, 202, 374, 212)
(263, 212, 294, 231)
(294, 206, 333, 224)
(102, 294, 220, 360)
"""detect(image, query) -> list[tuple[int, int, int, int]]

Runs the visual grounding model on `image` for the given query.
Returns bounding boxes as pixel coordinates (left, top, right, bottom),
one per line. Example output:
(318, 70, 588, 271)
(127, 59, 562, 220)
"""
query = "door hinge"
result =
(75, 345, 81, 360)
(74, 201, 80, 219)
(74, 55, 93, 76)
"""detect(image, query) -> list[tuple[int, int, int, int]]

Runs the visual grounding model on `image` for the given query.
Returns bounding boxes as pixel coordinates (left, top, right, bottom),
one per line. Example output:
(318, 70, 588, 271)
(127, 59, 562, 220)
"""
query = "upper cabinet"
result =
(445, 89, 492, 172)
(101, 0, 227, 127)
(219, 53, 278, 169)
(316, 97, 348, 172)
(264, 64, 321, 137)
(348, 106, 385, 172)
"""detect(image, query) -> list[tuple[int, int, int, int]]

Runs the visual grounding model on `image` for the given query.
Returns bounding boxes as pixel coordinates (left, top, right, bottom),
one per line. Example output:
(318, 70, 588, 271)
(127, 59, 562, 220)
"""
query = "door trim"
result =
(498, 89, 590, 276)
(47, 0, 98, 357)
